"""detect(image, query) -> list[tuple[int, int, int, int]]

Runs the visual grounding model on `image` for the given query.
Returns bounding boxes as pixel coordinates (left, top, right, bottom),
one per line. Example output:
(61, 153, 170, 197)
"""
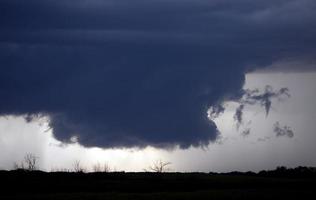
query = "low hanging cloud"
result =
(231, 86, 290, 130)
(0, 0, 315, 149)
(241, 86, 290, 116)
(273, 122, 294, 138)
(234, 105, 245, 129)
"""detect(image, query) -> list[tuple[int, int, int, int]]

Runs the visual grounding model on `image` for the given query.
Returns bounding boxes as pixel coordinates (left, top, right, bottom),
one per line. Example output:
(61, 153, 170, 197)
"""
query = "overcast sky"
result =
(1, 0, 316, 172)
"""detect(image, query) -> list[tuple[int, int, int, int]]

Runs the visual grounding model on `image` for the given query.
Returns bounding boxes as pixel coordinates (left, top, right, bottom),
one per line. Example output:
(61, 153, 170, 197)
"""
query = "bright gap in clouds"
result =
(1, 72, 316, 172)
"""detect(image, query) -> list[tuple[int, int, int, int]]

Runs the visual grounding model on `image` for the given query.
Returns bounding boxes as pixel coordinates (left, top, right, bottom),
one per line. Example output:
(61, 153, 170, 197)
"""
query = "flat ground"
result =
(0, 170, 315, 199)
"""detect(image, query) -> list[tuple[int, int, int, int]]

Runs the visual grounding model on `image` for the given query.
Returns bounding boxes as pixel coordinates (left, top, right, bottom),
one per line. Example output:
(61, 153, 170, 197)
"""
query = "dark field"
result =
(1, 167, 315, 200)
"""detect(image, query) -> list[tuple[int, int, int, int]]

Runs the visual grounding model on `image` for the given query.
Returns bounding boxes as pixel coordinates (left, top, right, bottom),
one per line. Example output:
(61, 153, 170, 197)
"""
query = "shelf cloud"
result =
(0, 0, 315, 148)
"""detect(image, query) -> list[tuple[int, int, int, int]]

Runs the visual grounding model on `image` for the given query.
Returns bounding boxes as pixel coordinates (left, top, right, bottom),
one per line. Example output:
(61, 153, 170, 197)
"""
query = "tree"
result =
(13, 153, 38, 171)
(24, 153, 38, 171)
(92, 162, 111, 172)
(73, 160, 86, 173)
(147, 160, 171, 173)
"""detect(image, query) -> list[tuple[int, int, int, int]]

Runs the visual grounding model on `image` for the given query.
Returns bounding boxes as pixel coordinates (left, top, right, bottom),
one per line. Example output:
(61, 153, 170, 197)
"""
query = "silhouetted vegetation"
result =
(92, 162, 111, 172)
(0, 166, 315, 199)
(13, 153, 39, 171)
(258, 166, 316, 178)
(72, 160, 86, 173)
(145, 160, 171, 173)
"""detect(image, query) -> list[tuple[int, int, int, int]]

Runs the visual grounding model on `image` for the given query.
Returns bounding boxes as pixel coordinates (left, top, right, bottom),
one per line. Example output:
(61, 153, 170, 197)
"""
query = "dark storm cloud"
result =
(0, 0, 315, 148)
(231, 86, 290, 131)
(234, 104, 245, 129)
(241, 86, 290, 116)
(254, 58, 316, 73)
(273, 122, 294, 138)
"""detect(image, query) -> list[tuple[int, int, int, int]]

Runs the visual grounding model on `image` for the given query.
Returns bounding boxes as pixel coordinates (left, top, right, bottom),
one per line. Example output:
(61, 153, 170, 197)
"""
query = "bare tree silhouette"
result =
(73, 160, 86, 173)
(24, 153, 38, 171)
(13, 153, 38, 171)
(147, 160, 171, 173)
(92, 162, 111, 172)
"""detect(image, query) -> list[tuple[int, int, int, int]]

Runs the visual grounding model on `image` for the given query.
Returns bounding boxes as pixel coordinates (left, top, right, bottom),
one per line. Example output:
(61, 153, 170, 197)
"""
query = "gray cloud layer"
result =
(0, 0, 315, 148)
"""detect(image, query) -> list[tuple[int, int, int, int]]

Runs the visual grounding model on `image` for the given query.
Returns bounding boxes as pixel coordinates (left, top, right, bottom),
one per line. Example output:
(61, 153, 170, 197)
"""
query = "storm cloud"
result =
(232, 85, 291, 130)
(234, 105, 245, 129)
(242, 86, 290, 115)
(0, 0, 315, 148)
(274, 122, 294, 138)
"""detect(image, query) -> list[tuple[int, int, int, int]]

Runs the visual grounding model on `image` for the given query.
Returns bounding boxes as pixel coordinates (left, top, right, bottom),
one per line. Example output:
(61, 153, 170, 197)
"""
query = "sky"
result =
(0, 0, 316, 172)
